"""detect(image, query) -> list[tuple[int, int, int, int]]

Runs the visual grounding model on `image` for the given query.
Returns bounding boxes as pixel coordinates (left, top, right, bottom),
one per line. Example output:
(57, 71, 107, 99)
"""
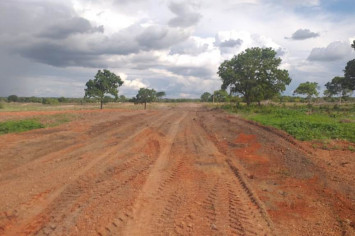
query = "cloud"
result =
(39, 17, 104, 39)
(170, 37, 209, 55)
(168, 2, 201, 28)
(288, 29, 319, 40)
(136, 25, 191, 50)
(308, 41, 354, 61)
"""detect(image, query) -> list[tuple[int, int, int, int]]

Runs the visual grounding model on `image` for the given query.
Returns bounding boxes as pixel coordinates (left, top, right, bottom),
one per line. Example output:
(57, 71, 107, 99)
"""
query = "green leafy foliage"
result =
(200, 92, 212, 102)
(42, 98, 59, 105)
(7, 95, 18, 102)
(218, 47, 291, 105)
(223, 104, 355, 142)
(84, 69, 124, 109)
(293, 82, 319, 102)
(344, 59, 355, 90)
(0, 120, 44, 134)
(213, 90, 229, 102)
(133, 88, 157, 109)
(324, 76, 352, 102)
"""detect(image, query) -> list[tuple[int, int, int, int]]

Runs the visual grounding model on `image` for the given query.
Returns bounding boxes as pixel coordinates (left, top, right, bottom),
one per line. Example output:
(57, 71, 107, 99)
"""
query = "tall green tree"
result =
(218, 47, 291, 106)
(325, 76, 352, 103)
(293, 82, 319, 103)
(84, 69, 124, 109)
(134, 88, 157, 109)
(200, 92, 211, 102)
(343, 40, 355, 90)
(344, 59, 355, 90)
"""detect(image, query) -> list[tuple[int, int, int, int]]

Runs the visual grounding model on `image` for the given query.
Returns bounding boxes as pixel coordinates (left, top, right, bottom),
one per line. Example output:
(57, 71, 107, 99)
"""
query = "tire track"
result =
(121, 111, 188, 235)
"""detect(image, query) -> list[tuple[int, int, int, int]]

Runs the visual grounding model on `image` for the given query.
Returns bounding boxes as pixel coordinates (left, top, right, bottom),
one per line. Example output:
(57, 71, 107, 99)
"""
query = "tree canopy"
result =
(200, 92, 211, 102)
(84, 69, 123, 109)
(293, 82, 319, 102)
(344, 59, 355, 91)
(325, 76, 352, 102)
(134, 88, 157, 109)
(213, 90, 229, 102)
(7, 95, 18, 102)
(218, 47, 291, 105)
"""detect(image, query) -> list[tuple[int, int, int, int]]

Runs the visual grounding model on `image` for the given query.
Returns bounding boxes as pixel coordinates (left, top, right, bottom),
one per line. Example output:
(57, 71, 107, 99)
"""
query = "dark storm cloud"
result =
(19, 41, 106, 67)
(287, 29, 319, 40)
(38, 17, 104, 39)
(216, 39, 243, 48)
(168, 2, 201, 28)
(214, 36, 243, 54)
(308, 41, 354, 61)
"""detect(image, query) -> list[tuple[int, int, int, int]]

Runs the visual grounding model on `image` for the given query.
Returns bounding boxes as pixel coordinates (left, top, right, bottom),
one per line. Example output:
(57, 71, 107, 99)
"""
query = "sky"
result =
(0, 0, 354, 98)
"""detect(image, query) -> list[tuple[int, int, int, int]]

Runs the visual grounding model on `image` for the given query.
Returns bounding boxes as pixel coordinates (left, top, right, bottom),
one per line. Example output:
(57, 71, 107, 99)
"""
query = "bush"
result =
(0, 120, 44, 134)
(42, 98, 59, 105)
(223, 104, 355, 142)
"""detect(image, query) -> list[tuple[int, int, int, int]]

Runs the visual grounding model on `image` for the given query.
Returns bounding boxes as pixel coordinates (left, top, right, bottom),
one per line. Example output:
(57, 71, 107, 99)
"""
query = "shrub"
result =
(0, 120, 44, 134)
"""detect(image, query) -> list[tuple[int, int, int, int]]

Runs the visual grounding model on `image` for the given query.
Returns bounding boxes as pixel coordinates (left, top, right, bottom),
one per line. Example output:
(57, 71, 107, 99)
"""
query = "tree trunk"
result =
(246, 96, 250, 106)
(144, 102, 146, 110)
(258, 101, 261, 106)
(100, 100, 103, 109)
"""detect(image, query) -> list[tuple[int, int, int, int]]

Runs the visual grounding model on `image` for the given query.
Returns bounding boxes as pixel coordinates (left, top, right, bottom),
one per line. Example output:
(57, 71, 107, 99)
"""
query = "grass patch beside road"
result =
(0, 113, 77, 135)
(0, 120, 44, 134)
(222, 103, 355, 142)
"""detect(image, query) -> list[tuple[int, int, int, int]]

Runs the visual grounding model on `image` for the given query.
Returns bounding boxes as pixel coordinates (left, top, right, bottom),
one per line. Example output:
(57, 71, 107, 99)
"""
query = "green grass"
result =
(0, 113, 78, 135)
(0, 120, 44, 134)
(222, 103, 355, 142)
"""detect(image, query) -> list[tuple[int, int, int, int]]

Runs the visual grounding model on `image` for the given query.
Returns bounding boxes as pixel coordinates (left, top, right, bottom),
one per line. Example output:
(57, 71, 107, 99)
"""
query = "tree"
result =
(293, 82, 319, 103)
(352, 40, 355, 50)
(156, 91, 166, 102)
(134, 88, 157, 109)
(218, 47, 291, 106)
(7, 95, 18, 102)
(325, 76, 352, 103)
(344, 59, 355, 91)
(84, 69, 123, 109)
(213, 90, 229, 102)
(119, 95, 127, 102)
(200, 92, 211, 102)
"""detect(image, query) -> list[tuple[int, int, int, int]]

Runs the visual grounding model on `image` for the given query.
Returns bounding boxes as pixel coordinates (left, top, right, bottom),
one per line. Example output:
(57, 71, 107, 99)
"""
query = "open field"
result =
(0, 104, 354, 235)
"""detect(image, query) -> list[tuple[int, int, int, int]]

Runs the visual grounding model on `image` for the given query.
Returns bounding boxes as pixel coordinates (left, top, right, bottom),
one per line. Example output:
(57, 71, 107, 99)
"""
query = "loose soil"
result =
(0, 104, 353, 235)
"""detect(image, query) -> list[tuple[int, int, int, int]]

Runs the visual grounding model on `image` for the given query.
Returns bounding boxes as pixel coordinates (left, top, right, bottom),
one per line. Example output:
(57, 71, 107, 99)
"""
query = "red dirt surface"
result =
(0, 105, 354, 235)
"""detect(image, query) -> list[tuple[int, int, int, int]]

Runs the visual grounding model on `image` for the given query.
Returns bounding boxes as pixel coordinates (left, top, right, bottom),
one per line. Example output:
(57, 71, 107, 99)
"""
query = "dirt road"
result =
(0, 105, 354, 235)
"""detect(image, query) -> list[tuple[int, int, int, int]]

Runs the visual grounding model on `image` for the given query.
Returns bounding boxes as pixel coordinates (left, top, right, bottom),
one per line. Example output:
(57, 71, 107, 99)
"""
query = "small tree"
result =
(325, 76, 352, 103)
(293, 82, 319, 103)
(200, 92, 211, 102)
(134, 88, 157, 109)
(7, 95, 18, 102)
(213, 90, 229, 102)
(119, 95, 127, 102)
(84, 69, 123, 109)
(156, 91, 166, 102)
